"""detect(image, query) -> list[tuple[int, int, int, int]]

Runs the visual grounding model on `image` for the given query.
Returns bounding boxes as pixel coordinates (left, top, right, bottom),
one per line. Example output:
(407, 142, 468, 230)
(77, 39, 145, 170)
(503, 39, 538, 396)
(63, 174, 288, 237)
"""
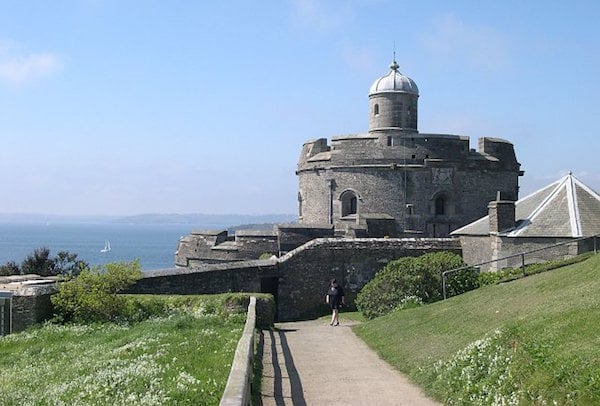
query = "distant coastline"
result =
(0, 214, 297, 270)
(0, 213, 297, 227)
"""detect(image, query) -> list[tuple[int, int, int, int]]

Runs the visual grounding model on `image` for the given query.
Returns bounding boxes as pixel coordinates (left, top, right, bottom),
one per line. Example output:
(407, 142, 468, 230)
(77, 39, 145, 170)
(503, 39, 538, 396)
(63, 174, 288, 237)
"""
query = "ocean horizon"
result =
(0, 222, 200, 271)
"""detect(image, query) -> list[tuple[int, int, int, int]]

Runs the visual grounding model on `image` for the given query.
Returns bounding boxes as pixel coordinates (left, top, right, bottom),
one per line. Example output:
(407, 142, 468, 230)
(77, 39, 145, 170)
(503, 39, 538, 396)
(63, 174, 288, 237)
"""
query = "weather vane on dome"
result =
(391, 42, 399, 71)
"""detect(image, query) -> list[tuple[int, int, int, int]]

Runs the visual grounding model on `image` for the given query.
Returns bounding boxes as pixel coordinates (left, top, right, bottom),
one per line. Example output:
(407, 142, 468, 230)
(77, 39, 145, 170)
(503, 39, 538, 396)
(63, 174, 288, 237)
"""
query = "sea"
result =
(0, 222, 200, 271)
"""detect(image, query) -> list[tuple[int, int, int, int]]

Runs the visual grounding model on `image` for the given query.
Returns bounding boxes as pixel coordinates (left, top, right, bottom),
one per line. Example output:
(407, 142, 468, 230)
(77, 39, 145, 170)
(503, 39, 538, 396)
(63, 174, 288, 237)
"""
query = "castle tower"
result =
(297, 59, 521, 238)
(368, 60, 419, 133)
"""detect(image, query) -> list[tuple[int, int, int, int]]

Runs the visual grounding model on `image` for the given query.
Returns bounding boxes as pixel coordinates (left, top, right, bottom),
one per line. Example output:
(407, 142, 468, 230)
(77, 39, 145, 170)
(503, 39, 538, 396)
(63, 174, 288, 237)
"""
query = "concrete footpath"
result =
(258, 319, 439, 406)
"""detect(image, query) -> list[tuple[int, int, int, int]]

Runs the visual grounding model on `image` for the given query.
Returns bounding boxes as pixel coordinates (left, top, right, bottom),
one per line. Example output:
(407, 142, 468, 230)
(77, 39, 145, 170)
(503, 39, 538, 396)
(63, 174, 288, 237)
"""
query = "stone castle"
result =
(7, 62, 597, 329)
(150, 59, 533, 320)
(175, 59, 523, 266)
(297, 59, 523, 238)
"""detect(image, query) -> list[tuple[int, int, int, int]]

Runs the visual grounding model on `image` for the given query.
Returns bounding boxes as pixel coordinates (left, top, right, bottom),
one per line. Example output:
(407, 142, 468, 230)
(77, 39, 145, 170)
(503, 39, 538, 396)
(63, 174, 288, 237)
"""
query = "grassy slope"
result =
(354, 253, 600, 403)
(0, 312, 244, 405)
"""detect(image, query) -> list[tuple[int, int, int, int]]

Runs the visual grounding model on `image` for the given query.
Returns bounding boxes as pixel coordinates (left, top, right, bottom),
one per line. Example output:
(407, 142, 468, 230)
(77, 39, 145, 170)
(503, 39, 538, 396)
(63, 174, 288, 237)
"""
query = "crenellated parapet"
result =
(296, 60, 523, 237)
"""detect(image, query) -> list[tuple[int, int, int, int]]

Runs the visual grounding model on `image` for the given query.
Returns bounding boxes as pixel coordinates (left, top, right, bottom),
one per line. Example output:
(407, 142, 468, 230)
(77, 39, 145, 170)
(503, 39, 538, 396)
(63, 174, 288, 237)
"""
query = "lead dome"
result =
(369, 60, 419, 95)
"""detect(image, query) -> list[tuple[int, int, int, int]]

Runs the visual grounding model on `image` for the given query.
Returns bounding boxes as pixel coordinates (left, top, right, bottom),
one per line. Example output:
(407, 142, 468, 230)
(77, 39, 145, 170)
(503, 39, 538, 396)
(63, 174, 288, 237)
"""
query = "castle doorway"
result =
(428, 222, 451, 238)
(260, 277, 279, 321)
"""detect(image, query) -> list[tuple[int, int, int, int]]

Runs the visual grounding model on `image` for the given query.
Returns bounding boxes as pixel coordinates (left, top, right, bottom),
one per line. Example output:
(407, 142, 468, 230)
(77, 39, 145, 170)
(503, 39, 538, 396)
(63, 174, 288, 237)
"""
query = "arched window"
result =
(373, 104, 379, 116)
(298, 192, 303, 218)
(341, 190, 358, 217)
(435, 196, 445, 216)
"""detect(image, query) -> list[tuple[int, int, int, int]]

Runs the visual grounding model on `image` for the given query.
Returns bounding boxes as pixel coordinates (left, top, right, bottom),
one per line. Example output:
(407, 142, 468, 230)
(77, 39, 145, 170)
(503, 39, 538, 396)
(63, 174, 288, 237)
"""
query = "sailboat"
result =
(100, 240, 111, 253)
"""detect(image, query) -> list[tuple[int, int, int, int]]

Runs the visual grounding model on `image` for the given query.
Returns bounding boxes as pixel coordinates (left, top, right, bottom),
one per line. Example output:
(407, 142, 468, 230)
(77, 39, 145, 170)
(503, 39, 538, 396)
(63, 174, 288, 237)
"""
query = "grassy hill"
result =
(0, 294, 249, 405)
(354, 253, 600, 404)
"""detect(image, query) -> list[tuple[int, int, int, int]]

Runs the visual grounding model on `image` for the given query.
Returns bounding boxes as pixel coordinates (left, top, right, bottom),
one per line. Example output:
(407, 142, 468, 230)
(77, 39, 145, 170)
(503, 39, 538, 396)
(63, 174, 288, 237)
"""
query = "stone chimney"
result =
(488, 191, 515, 234)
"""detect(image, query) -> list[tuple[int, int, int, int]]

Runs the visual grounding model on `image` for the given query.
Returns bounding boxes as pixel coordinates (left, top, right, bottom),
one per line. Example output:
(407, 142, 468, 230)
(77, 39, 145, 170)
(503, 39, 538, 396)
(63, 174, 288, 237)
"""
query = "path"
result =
(258, 319, 439, 406)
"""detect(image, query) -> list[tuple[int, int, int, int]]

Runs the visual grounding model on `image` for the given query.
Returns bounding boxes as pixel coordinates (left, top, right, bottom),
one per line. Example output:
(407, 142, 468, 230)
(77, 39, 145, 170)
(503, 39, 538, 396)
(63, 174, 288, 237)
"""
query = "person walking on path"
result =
(326, 278, 345, 326)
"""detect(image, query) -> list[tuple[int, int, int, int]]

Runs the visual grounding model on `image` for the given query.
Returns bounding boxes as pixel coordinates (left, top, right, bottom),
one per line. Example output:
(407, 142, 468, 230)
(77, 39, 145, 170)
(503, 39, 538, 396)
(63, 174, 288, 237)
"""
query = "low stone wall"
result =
(0, 277, 58, 333)
(131, 238, 461, 321)
(220, 296, 256, 406)
(128, 260, 278, 295)
(459, 235, 587, 271)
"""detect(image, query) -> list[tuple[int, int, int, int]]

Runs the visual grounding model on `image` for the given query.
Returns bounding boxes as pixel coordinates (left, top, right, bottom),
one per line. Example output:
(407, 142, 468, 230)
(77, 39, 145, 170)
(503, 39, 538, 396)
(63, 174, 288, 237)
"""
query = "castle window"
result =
(387, 136, 393, 146)
(298, 192, 303, 218)
(435, 196, 445, 216)
(374, 104, 379, 116)
(341, 190, 358, 217)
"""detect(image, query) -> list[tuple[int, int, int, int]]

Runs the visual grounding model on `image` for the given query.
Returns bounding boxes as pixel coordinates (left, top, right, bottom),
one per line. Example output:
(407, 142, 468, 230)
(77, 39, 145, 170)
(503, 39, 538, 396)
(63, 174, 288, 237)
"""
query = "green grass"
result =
(354, 253, 600, 404)
(0, 307, 245, 405)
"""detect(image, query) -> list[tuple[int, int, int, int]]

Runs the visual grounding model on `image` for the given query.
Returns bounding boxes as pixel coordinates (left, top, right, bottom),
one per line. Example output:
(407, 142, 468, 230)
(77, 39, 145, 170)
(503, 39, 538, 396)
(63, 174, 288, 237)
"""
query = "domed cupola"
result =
(368, 60, 419, 133)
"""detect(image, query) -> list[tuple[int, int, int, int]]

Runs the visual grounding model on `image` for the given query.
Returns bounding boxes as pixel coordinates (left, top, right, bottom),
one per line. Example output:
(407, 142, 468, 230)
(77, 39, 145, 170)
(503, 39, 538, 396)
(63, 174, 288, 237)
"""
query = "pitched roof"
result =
(452, 173, 600, 238)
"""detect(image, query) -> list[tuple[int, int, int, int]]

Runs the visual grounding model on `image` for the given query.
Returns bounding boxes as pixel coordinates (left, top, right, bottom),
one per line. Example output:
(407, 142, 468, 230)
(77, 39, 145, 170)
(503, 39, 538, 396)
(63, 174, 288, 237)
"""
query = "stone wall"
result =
(129, 260, 278, 295)
(459, 235, 493, 268)
(131, 238, 461, 321)
(9, 284, 57, 332)
(297, 134, 521, 238)
(459, 235, 586, 271)
(276, 238, 461, 320)
(276, 224, 334, 254)
(175, 230, 278, 266)
(493, 237, 581, 270)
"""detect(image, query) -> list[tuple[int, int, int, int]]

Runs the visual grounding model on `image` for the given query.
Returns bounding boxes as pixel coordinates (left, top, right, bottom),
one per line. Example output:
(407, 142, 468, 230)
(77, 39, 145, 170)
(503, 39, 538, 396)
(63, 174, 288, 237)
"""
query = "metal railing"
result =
(442, 234, 599, 300)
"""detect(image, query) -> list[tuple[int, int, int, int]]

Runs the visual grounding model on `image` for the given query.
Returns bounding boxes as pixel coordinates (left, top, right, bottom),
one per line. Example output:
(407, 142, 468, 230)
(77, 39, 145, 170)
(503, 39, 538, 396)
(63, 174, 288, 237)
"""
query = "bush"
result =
(21, 247, 55, 276)
(0, 261, 20, 276)
(444, 267, 480, 298)
(51, 260, 142, 323)
(1, 247, 87, 277)
(355, 251, 468, 319)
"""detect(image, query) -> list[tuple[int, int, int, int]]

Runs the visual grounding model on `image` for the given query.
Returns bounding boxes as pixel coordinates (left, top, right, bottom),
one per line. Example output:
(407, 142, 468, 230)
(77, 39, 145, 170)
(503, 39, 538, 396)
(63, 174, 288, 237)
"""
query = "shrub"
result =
(1, 248, 87, 277)
(51, 260, 142, 323)
(444, 267, 480, 298)
(21, 247, 55, 276)
(0, 260, 20, 276)
(355, 251, 467, 319)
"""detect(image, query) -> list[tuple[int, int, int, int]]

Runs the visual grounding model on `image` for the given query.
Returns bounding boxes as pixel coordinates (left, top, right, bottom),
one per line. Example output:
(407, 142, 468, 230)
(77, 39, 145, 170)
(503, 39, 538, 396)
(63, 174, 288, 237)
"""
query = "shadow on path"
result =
(259, 319, 439, 406)
(260, 328, 306, 406)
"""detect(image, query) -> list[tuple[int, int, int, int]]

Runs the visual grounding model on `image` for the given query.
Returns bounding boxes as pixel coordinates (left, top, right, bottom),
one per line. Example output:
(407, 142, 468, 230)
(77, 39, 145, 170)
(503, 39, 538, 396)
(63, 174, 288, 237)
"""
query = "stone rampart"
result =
(175, 230, 278, 266)
(129, 259, 278, 295)
(276, 238, 461, 320)
(131, 238, 461, 321)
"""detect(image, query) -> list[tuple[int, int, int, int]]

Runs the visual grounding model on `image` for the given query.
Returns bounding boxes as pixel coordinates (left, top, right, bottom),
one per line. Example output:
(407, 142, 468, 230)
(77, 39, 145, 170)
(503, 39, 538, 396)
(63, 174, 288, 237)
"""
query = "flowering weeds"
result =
(418, 326, 597, 405)
(0, 310, 244, 405)
(425, 329, 520, 405)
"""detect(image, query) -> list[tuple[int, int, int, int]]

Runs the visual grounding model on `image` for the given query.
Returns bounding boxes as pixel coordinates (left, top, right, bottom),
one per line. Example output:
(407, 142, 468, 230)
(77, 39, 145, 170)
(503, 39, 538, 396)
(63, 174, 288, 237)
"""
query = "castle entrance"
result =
(260, 277, 279, 321)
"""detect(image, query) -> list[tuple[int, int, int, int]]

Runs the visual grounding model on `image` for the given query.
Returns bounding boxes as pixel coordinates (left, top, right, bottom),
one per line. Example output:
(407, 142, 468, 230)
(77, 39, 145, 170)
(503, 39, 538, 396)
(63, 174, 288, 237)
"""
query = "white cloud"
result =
(0, 41, 63, 86)
(420, 13, 511, 73)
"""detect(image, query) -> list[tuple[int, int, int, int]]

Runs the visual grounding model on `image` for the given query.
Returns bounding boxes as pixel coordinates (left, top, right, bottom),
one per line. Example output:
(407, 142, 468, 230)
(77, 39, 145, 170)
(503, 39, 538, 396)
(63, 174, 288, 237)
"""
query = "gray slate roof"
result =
(452, 173, 600, 238)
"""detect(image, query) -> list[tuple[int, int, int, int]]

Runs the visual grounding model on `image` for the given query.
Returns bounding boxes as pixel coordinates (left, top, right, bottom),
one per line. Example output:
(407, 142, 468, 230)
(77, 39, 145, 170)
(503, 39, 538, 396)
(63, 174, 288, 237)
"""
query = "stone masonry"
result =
(134, 237, 461, 320)
(297, 61, 523, 238)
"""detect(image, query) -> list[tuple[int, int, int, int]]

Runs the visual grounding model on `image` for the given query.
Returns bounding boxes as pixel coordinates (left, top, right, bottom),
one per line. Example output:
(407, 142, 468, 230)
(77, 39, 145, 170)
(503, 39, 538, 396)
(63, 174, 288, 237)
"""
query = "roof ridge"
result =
(566, 174, 582, 237)
(512, 175, 569, 237)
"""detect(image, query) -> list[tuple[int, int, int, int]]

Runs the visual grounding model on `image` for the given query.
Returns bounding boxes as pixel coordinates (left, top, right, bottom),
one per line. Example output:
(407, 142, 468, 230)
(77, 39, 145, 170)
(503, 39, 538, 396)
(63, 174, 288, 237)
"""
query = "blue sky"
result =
(1, 0, 599, 216)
